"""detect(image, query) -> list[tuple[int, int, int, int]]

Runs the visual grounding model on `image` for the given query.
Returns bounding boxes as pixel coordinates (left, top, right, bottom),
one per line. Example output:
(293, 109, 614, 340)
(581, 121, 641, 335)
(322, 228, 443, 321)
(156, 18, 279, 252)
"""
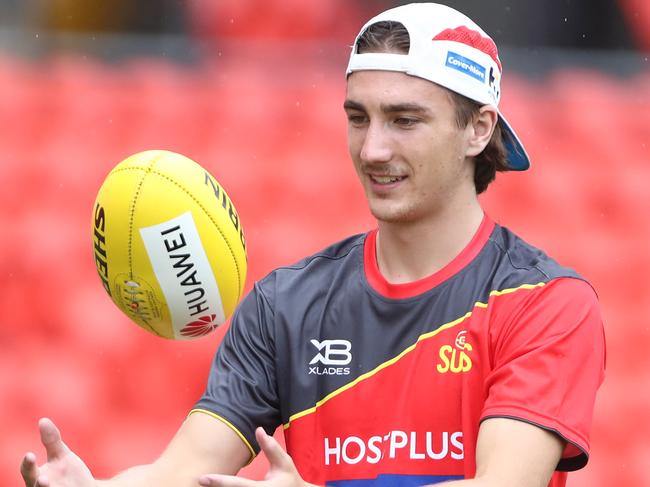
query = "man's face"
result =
(344, 70, 476, 225)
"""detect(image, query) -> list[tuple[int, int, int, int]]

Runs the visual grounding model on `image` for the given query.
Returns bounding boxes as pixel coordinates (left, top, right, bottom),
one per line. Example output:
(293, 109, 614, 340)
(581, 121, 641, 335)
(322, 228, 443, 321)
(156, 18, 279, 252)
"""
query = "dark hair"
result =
(355, 21, 510, 194)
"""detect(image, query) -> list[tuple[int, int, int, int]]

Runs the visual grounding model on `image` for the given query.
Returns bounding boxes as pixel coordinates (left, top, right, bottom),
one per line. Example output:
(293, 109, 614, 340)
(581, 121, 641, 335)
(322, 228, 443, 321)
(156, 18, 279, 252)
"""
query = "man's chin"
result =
(368, 204, 418, 225)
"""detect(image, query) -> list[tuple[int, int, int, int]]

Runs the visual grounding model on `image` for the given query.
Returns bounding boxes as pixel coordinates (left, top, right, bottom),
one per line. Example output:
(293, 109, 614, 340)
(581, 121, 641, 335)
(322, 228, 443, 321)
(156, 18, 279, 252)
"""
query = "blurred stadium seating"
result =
(619, 0, 650, 50)
(1, 1, 649, 486)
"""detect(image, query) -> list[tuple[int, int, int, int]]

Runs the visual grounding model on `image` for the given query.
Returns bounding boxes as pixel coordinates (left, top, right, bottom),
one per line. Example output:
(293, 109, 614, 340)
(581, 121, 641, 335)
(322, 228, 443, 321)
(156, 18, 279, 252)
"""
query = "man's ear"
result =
(466, 105, 498, 157)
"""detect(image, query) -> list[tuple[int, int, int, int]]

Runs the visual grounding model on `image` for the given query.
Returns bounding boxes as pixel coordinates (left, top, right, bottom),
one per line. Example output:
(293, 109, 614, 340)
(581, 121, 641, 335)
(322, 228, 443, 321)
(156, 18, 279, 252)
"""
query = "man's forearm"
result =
(96, 463, 187, 487)
(96, 464, 154, 487)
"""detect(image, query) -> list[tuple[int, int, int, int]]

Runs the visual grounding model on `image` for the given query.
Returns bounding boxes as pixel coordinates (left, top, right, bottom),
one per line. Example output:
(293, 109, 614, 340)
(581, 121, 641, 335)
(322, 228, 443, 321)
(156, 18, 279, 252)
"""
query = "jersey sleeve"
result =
(191, 281, 280, 460)
(481, 277, 606, 471)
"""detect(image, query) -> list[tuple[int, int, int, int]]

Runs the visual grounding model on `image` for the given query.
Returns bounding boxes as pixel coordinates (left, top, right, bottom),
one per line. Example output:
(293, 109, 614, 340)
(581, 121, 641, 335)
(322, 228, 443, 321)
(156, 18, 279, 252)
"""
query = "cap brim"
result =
(498, 112, 530, 171)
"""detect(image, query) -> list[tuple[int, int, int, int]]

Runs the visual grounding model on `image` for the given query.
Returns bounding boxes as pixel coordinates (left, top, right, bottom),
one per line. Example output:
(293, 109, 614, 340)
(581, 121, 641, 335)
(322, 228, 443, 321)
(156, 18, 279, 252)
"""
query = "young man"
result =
(21, 3, 605, 487)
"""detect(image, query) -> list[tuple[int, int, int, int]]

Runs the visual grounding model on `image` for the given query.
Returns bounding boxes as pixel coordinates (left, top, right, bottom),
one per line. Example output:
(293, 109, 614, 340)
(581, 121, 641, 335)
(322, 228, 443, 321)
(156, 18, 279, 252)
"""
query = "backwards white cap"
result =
(347, 2, 530, 171)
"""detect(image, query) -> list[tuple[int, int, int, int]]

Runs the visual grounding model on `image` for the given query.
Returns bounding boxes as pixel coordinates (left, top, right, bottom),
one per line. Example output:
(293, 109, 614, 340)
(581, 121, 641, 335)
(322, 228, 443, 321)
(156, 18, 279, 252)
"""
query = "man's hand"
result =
(197, 428, 317, 487)
(20, 418, 96, 487)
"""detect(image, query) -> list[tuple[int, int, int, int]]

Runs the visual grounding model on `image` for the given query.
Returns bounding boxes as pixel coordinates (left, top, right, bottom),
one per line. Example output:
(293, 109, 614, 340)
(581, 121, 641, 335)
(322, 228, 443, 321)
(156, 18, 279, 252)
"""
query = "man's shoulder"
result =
(285, 232, 367, 269)
(255, 232, 367, 292)
(486, 223, 584, 288)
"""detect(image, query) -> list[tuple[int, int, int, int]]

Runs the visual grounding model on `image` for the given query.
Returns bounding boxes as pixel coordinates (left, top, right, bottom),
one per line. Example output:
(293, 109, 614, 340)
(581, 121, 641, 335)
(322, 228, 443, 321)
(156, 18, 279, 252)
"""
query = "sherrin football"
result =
(92, 150, 247, 339)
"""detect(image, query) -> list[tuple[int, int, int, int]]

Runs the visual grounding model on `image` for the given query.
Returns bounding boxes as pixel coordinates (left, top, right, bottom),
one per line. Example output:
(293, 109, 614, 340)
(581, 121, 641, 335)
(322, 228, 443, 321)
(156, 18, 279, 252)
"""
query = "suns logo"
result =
(436, 330, 473, 374)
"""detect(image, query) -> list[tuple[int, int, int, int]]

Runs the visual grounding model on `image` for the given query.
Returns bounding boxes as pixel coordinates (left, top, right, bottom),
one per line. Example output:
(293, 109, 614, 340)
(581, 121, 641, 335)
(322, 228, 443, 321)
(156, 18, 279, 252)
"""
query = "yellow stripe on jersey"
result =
(283, 282, 546, 430)
(189, 408, 256, 464)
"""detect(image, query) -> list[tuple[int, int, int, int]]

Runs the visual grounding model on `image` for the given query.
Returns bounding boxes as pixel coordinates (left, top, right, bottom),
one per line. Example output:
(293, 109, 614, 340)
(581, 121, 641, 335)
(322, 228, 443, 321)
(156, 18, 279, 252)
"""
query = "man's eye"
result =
(347, 115, 367, 125)
(395, 117, 418, 127)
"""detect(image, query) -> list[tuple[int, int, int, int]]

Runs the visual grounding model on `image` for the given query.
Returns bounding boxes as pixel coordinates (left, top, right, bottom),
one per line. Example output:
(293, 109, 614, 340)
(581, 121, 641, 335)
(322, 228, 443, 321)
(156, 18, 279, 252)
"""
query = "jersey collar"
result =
(364, 214, 495, 299)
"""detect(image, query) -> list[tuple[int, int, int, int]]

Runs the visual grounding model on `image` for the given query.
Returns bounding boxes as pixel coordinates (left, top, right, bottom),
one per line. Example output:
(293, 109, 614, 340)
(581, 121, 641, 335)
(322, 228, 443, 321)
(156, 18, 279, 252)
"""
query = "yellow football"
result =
(92, 150, 247, 339)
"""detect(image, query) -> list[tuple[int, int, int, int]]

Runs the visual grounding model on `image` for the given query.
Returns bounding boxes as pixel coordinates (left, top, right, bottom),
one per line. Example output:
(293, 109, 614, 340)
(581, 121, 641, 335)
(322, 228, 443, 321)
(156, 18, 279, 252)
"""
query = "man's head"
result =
(345, 68, 494, 223)
(346, 3, 529, 195)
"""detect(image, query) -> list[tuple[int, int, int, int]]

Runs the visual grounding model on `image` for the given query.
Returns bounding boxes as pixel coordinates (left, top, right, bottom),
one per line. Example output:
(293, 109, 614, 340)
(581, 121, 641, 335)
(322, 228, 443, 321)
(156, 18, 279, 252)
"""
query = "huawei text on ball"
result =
(160, 224, 211, 318)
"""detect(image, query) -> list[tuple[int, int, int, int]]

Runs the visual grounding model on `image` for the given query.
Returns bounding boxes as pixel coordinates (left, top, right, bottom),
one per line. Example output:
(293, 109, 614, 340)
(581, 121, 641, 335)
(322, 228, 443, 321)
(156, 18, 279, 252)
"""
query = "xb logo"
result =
(309, 339, 352, 366)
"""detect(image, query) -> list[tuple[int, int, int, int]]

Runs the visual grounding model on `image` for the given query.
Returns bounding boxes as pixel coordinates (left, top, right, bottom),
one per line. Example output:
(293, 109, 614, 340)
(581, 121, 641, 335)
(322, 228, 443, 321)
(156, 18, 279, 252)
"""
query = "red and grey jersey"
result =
(192, 215, 605, 486)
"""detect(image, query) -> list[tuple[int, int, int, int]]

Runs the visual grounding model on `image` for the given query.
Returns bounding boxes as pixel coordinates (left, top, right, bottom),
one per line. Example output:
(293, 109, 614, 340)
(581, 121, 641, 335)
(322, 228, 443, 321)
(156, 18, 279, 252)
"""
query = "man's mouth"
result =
(369, 175, 407, 184)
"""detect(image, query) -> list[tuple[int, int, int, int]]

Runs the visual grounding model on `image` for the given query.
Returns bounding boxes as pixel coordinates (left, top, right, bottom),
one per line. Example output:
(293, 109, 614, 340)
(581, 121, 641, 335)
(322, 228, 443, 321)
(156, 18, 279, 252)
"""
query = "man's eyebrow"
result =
(380, 102, 430, 114)
(343, 100, 430, 115)
(343, 100, 365, 111)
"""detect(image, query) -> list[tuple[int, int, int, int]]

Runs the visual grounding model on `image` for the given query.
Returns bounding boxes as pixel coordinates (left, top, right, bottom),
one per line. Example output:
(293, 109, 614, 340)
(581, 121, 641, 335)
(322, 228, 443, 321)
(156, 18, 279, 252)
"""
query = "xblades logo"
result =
(309, 339, 351, 376)
(309, 339, 351, 365)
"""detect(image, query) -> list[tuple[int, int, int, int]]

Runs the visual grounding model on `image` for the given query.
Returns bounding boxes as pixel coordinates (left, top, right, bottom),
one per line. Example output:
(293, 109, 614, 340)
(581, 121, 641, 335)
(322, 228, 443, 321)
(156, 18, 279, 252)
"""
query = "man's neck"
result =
(375, 201, 485, 284)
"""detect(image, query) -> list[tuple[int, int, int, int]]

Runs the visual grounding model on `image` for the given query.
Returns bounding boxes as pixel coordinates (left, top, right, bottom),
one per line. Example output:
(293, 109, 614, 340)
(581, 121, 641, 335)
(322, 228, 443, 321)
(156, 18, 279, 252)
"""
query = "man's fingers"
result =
(255, 427, 293, 472)
(20, 453, 49, 487)
(39, 418, 70, 462)
(20, 452, 39, 485)
(197, 429, 296, 487)
(198, 474, 254, 487)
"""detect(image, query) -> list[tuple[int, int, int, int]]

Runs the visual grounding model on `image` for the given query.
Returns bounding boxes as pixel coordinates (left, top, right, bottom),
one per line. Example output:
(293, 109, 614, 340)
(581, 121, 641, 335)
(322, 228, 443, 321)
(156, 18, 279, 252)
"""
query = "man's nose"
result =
(360, 122, 392, 164)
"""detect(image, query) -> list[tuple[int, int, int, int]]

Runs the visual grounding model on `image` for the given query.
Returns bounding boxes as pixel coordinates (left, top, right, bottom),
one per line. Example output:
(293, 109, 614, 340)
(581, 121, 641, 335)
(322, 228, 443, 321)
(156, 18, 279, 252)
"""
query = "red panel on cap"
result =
(433, 26, 502, 71)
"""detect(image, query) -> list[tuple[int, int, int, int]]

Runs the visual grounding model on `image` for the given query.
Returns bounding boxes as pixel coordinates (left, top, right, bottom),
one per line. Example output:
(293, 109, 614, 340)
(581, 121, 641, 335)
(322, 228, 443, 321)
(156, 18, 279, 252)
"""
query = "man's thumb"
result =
(39, 418, 71, 462)
(255, 427, 293, 472)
